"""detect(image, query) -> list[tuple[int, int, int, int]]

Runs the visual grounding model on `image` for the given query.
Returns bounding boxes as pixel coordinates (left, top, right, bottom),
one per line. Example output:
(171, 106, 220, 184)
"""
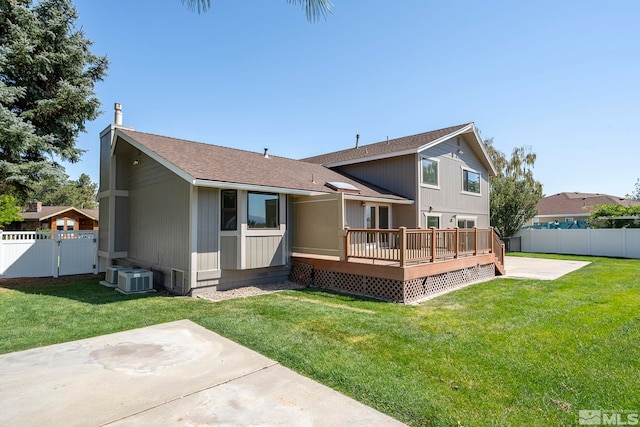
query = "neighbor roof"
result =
(301, 123, 495, 174)
(19, 207, 99, 221)
(116, 129, 410, 202)
(536, 192, 640, 216)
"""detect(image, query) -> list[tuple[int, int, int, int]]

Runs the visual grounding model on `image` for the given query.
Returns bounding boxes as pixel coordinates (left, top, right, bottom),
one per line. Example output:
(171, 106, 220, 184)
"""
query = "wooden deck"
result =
(290, 227, 505, 303)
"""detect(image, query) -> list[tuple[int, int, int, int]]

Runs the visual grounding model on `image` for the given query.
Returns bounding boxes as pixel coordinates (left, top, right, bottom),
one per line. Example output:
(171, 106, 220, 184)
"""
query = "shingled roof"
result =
(116, 130, 409, 202)
(301, 123, 473, 166)
(536, 192, 640, 216)
(19, 206, 98, 221)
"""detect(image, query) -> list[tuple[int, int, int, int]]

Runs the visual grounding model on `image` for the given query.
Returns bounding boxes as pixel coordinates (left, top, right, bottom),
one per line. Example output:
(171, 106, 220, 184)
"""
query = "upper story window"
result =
(248, 192, 279, 229)
(221, 190, 237, 231)
(463, 169, 481, 193)
(421, 158, 438, 187)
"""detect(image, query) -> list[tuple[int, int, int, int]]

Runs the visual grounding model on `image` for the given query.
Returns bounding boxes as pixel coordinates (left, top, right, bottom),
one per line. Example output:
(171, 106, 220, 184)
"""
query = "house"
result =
(528, 192, 640, 226)
(5, 201, 98, 231)
(302, 122, 496, 230)
(99, 104, 503, 302)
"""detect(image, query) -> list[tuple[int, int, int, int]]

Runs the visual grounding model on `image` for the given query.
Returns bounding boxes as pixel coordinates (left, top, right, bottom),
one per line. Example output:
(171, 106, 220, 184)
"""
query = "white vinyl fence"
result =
(515, 228, 640, 259)
(0, 231, 98, 279)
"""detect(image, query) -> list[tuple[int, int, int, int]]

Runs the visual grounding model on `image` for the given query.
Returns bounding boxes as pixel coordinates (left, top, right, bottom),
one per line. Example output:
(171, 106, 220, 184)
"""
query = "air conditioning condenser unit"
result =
(117, 269, 154, 293)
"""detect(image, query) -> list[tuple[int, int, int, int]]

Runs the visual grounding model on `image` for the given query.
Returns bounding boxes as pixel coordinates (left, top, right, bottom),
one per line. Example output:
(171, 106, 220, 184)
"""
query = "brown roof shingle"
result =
(19, 206, 98, 221)
(536, 192, 640, 216)
(118, 130, 408, 201)
(301, 123, 472, 165)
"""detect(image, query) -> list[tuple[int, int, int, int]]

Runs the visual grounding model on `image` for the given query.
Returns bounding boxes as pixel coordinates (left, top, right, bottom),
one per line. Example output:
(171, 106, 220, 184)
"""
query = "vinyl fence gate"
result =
(0, 231, 98, 279)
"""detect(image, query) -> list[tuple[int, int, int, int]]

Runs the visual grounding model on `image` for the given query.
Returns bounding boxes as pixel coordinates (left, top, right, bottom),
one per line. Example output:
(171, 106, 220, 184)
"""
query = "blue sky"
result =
(70, 0, 640, 198)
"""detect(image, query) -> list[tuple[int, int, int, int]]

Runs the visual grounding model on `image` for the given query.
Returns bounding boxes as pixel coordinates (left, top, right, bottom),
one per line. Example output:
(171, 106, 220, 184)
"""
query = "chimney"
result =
(263, 148, 269, 158)
(114, 103, 122, 126)
(355, 134, 360, 149)
(26, 201, 42, 213)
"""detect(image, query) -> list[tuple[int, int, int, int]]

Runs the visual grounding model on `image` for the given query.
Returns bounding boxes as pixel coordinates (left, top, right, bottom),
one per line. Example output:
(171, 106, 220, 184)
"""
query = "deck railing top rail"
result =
(345, 227, 504, 268)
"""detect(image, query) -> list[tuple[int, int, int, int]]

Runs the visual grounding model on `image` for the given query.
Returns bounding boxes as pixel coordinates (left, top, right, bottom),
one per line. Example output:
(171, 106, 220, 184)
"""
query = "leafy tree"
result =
(626, 178, 640, 200)
(589, 204, 640, 228)
(485, 138, 543, 237)
(0, 194, 22, 228)
(28, 173, 98, 209)
(0, 0, 108, 201)
(183, 0, 333, 21)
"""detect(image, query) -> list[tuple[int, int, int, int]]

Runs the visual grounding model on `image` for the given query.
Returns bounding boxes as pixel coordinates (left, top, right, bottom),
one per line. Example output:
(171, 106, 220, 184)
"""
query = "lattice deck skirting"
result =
(290, 260, 495, 303)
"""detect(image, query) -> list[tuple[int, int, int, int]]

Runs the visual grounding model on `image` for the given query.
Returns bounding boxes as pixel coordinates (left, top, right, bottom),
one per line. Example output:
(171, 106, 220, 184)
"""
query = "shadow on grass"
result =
(12, 279, 165, 305)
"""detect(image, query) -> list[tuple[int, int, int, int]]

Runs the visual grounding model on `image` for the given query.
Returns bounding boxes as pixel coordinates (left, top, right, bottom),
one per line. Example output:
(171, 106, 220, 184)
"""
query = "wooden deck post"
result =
(430, 227, 436, 262)
(399, 227, 407, 267)
(490, 227, 494, 254)
(344, 227, 350, 261)
(474, 227, 478, 256)
(455, 227, 459, 259)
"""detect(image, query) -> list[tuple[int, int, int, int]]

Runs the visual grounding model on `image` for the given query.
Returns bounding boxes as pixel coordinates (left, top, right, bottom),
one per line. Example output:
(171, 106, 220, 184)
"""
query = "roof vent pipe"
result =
(263, 148, 269, 158)
(355, 134, 360, 149)
(114, 103, 122, 126)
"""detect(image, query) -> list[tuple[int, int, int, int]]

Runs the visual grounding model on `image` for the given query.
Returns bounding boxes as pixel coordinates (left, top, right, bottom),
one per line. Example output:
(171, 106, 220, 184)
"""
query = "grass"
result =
(1, 254, 639, 426)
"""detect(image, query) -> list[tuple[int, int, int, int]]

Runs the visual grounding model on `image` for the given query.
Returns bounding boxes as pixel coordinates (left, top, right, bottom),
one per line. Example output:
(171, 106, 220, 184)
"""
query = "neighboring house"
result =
(99, 105, 500, 298)
(302, 123, 496, 229)
(5, 201, 98, 231)
(528, 192, 640, 225)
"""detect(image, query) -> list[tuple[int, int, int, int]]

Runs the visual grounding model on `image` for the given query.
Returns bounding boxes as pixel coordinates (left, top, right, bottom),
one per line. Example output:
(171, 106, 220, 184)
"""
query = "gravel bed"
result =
(196, 281, 306, 302)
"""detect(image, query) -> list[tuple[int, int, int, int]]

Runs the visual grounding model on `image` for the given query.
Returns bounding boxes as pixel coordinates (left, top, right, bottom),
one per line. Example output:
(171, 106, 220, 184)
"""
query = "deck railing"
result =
(345, 227, 503, 267)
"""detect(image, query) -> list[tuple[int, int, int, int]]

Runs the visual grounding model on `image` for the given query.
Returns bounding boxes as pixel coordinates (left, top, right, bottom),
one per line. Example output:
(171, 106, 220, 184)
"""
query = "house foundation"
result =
(290, 257, 497, 304)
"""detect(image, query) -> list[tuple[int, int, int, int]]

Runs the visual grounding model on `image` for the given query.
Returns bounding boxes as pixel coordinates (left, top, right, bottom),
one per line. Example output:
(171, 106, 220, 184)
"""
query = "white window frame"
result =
(455, 215, 477, 228)
(363, 203, 392, 229)
(422, 212, 442, 228)
(420, 156, 440, 190)
(460, 166, 481, 196)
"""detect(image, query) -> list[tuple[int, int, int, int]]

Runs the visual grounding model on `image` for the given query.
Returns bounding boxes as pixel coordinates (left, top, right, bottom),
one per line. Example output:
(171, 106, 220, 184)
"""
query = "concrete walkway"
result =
(0, 320, 405, 426)
(504, 256, 590, 280)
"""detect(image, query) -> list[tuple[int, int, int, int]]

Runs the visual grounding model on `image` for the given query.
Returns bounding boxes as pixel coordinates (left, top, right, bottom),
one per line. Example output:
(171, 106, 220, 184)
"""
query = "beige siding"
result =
(220, 235, 237, 269)
(393, 204, 418, 228)
(245, 235, 284, 268)
(197, 187, 219, 272)
(292, 194, 343, 257)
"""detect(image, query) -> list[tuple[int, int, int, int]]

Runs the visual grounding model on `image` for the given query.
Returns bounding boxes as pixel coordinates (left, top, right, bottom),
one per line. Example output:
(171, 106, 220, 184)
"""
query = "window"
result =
(463, 169, 480, 193)
(457, 218, 476, 228)
(221, 190, 237, 231)
(248, 192, 279, 228)
(426, 216, 440, 228)
(422, 158, 438, 186)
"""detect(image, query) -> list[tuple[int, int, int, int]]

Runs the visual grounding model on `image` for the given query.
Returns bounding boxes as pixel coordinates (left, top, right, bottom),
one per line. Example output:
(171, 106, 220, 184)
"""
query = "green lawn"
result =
(1, 254, 639, 426)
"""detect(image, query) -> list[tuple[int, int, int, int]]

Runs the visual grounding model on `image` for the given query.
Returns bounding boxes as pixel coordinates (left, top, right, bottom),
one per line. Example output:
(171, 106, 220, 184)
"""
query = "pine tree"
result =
(0, 0, 108, 201)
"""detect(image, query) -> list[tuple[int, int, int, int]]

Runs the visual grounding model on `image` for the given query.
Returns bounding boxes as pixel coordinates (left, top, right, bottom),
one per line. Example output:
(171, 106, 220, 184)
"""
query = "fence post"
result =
(399, 227, 407, 267)
(0, 230, 3, 275)
(52, 231, 59, 278)
(490, 227, 495, 254)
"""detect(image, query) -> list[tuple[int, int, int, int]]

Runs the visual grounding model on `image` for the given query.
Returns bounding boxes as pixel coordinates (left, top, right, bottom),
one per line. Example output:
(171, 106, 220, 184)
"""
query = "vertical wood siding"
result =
(419, 136, 490, 227)
(336, 154, 417, 199)
(220, 235, 237, 269)
(245, 235, 284, 268)
(127, 173, 190, 274)
(197, 187, 219, 272)
(345, 200, 364, 228)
